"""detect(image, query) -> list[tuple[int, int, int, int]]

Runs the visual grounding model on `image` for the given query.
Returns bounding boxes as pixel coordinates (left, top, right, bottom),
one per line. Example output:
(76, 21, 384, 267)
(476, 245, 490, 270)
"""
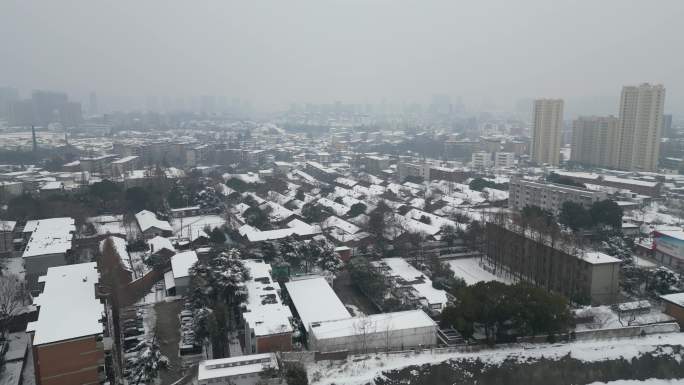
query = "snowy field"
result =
(307, 333, 684, 385)
(171, 215, 225, 239)
(447, 258, 514, 286)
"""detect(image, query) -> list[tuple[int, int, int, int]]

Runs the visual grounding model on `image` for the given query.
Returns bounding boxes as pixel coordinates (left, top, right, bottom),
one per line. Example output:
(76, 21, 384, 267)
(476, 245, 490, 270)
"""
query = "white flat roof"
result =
(198, 353, 277, 381)
(285, 277, 350, 330)
(580, 251, 622, 265)
(171, 250, 198, 279)
(310, 310, 435, 340)
(22, 217, 75, 259)
(28, 262, 103, 345)
(242, 260, 293, 337)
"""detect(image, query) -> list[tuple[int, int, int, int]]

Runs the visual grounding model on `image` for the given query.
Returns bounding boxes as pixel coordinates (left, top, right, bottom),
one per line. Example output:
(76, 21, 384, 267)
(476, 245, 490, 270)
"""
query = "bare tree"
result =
(0, 274, 27, 337)
(352, 316, 377, 353)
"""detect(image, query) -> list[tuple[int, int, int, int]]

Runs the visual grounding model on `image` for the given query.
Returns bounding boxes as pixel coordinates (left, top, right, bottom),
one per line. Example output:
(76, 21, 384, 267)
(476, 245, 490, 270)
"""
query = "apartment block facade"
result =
(531, 99, 563, 166)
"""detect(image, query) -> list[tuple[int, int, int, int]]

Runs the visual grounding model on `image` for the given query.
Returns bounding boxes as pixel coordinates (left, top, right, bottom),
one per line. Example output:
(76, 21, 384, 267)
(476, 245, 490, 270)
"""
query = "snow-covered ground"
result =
(307, 333, 684, 385)
(628, 202, 682, 227)
(574, 305, 675, 331)
(588, 380, 684, 385)
(171, 215, 225, 239)
(447, 258, 514, 286)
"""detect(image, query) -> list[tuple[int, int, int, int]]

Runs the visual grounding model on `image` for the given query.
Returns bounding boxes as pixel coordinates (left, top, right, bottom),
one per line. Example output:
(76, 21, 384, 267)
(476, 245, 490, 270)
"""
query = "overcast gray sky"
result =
(1, 0, 682, 115)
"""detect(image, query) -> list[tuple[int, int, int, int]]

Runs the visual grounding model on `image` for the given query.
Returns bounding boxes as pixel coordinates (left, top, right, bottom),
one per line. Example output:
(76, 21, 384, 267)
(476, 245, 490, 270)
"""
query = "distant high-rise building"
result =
(88, 91, 98, 115)
(616, 83, 666, 172)
(201, 95, 216, 114)
(531, 99, 564, 166)
(8, 90, 81, 127)
(0, 86, 19, 119)
(571, 116, 620, 168)
(662, 114, 673, 137)
(32, 90, 68, 126)
(429, 94, 452, 115)
(146, 95, 159, 112)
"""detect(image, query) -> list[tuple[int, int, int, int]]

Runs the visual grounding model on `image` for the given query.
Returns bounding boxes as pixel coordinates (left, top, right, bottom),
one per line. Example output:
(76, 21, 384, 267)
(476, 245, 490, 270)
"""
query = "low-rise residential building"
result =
(305, 161, 337, 183)
(471, 151, 492, 169)
(653, 230, 684, 269)
(110, 155, 139, 177)
(494, 152, 515, 168)
(135, 210, 173, 238)
(309, 309, 437, 353)
(428, 166, 469, 183)
(508, 177, 608, 215)
(360, 155, 390, 174)
(242, 260, 293, 354)
(27, 262, 108, 385)
(397, 162, 429, 182)
(485, 223, 621, 304)
(197, 353, 279, 385)
(373, 258, 448, 315)
(166, 250, 198, 296)
(660, 293, 684, 327)
(22, 217, 76, 290)
(284, 276, 350, 334)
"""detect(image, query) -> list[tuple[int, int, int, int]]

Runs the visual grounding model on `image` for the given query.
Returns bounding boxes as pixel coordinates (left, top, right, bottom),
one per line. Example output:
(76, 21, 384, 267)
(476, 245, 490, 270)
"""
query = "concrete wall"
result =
(311, 325, 437, 353)
(664, 302, 684, 327)
(589, 262, 620, 305)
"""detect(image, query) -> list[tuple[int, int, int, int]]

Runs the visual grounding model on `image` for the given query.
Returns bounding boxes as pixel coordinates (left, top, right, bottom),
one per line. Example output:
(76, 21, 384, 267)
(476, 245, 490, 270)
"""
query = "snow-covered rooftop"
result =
(147, 236, 175, 253)
(310, 310, 435, 340)
(660, 292, 684, 307)
(171, 250, 198, 279)
(27, 262, 104, 345)
(285, 276, 350, 330)
(580, 251, 622, 265)
(198, 353, 278, 381)
(135, 210, 172, 232)
(321, 216, 360, 235)
(238, 219, 320, 243)
(655, 230, 684, 241)
(242, 260, 293, 337)
(22, 217, 75, 259)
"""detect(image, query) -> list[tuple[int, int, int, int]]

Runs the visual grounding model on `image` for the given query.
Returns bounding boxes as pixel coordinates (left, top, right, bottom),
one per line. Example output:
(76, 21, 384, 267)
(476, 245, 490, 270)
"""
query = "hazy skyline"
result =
(1, 0, 683, 115)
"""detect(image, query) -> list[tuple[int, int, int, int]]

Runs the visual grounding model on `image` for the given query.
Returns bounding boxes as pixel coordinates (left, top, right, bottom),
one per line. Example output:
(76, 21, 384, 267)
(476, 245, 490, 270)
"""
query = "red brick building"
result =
(27, 263, 108, 385)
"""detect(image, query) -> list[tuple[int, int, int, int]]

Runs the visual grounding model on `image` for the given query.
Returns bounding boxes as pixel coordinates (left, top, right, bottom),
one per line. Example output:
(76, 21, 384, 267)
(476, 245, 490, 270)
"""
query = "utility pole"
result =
(31, 125, 38, 152)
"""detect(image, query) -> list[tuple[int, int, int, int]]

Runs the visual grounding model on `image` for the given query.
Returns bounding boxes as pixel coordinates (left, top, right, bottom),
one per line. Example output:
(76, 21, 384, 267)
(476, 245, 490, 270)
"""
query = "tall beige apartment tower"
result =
(571, 116, 620, 168)
(531, 99, 564, 166)
(617, 83, 666, 172)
